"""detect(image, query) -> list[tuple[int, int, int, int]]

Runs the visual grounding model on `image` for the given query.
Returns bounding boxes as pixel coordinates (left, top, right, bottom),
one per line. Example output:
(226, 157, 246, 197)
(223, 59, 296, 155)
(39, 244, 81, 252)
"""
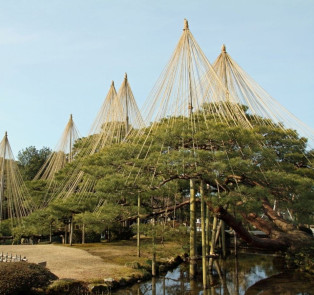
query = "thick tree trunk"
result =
(212, 205, 313, 251)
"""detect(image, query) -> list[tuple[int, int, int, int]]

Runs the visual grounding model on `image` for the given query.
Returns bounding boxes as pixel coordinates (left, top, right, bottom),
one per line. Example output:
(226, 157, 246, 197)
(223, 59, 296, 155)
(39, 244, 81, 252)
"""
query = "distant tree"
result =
(17, 146, 51, 180)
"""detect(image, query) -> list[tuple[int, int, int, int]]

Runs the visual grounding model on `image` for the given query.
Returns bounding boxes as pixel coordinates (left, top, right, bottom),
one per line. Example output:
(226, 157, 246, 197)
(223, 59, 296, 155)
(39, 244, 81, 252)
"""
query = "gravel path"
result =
(0, 244, 131, 281)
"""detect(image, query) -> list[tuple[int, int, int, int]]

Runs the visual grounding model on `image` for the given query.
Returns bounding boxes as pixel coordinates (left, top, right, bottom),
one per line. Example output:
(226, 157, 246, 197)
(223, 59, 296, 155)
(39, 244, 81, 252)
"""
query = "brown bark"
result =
(243, 213, 273, 235)
(262, 198, 295, 232)
(213, 206, 288, 251)
(212, 204, 313, 251)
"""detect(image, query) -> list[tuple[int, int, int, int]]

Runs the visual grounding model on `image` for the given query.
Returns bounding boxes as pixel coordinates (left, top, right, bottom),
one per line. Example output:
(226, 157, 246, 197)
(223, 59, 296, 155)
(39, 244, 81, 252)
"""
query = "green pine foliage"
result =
(8, 104, 314, 244)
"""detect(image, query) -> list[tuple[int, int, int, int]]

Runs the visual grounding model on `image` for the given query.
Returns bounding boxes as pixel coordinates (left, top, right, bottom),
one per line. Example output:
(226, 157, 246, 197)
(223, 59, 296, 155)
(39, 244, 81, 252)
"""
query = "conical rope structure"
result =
(119, 73, 145, 136)
(212, 44, 314, 149)
(0, 132, 33, 223)
(107, 19, 313, 220)
(139, 19, 251, 129)
(48, 77, 144, 202)
(34, 114, 80, 181)
(124, 19, 256, 179)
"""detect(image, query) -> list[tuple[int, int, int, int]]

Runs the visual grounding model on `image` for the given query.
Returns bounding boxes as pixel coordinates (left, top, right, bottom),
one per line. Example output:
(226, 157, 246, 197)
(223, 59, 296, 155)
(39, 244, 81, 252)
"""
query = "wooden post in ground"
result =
(49, 221, 52, 243)
(152, 277, 156, 295)
(64, 224, 68, 244)
(69, 215, 74, 246)
(200, 180, 207, 289)
(137, 194, 141, 257)
(209, 273, 215, 294)
(189, 178, 197, 278)
(209, 216, 218, 271)
(152, 217, 156, 276)
(234, 255, 239, 294)
(190, 279, 196, 294)
(82, 223, 85, 244)
(205, 203, 210, 257)
(221, 221, 226, 258)
(233, 206, 237, 257)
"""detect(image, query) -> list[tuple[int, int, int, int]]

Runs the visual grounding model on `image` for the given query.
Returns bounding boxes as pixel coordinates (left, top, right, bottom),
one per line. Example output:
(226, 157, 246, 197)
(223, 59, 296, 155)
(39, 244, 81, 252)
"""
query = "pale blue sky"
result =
(0, 0, 313, 155)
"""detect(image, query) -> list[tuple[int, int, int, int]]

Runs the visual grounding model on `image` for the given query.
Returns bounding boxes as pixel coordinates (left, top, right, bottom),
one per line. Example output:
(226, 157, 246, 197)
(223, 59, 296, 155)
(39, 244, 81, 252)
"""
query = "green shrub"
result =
(0, 262, 58, 295)
(46, 279, 89, 295)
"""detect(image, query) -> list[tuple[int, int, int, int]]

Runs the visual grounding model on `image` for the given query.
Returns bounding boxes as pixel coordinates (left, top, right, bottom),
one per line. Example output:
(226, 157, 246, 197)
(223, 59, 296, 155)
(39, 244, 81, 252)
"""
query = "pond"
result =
(112, 253, 314, 295)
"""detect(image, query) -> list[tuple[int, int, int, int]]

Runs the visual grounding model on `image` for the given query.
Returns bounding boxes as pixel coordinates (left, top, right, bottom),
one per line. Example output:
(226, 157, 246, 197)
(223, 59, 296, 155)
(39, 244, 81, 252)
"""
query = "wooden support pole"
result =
(0, 133, 7, 222)
(234, 255, 239, 294)
(200, 180, 208, 289)
(64, 224, 68, 244)
(69, 215, 74, 246)
(152, 277, 156, 295)
(49, 222, 52, 243)
(137, 194, 141, 257)
(209, 216, 218, 271)
(82, 223, 85, 244)
(189, 178, 197, 278)
(233, 206, 237, 257)
(205, 203, 210, 257)
(215, 220, 223, 244)
(152, 217, 156, 276)
(221, 221, 227, 258)
(124, 73, 130, 135)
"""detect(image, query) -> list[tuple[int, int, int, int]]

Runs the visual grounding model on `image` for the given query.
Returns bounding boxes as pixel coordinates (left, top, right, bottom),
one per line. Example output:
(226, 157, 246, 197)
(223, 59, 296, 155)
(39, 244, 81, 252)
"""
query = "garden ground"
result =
(0, 239, 184, 282)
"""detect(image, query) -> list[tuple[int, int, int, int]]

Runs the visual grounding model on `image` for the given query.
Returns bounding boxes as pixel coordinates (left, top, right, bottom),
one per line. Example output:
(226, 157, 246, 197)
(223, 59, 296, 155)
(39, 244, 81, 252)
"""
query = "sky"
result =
(0, 0, 313, 155)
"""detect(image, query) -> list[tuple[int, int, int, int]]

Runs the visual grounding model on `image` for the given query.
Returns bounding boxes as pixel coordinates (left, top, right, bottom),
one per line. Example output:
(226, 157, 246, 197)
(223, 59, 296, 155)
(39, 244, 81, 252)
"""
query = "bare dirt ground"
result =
(0, 244, 140, 281)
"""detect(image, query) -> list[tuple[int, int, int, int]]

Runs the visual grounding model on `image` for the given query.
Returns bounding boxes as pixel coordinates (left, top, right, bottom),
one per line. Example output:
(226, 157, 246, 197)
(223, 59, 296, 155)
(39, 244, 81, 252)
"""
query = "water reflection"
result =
(112, 253, 314, 295)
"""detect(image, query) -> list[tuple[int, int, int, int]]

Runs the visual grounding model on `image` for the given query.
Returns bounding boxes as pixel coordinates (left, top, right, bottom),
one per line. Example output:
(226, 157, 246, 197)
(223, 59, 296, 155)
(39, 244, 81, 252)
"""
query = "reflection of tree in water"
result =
(222, 254, 277, 295)
(245, 272, 314, 295)
(112, 254, 312, 294)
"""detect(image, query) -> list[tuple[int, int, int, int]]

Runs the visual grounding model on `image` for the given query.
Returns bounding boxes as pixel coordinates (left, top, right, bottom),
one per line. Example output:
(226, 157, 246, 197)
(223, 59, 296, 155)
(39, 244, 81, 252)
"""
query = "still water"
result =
(112, 253, 314, 295)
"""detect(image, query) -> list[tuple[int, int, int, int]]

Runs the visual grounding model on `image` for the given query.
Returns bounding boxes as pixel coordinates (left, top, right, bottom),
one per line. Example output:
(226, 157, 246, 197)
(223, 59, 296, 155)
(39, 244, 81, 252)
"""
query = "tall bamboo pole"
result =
(200, 180, 207, 289)
(209, 216, 218, 271)
(64, 224, 68, 244)
(0, 132, 7, 222)
(221, 45, 228, 259)
(234, 255, 239, 295)
(124, 73, 129, 135)
(189, 178, 196, 278)
(137, 194, 141, 257)
(163, 276, 166, 295)
(49, 222, 52, 243)
(69, 114, 73, 162)
(233, 206, 237, 257)
(205, 203, 210, 256)
(152, 217, 156, 276)
(221, 220, 226, 258)
(69, 215, 74, 246)
(82, 223, 85, 244)
(152, 277, 156, 295)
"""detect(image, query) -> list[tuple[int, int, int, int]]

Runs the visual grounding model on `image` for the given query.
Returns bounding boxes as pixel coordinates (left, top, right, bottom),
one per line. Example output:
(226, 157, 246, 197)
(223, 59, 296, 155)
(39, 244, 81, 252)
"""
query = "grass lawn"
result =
(72, 237, 186, 267)
(0, 238, 186, 282)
